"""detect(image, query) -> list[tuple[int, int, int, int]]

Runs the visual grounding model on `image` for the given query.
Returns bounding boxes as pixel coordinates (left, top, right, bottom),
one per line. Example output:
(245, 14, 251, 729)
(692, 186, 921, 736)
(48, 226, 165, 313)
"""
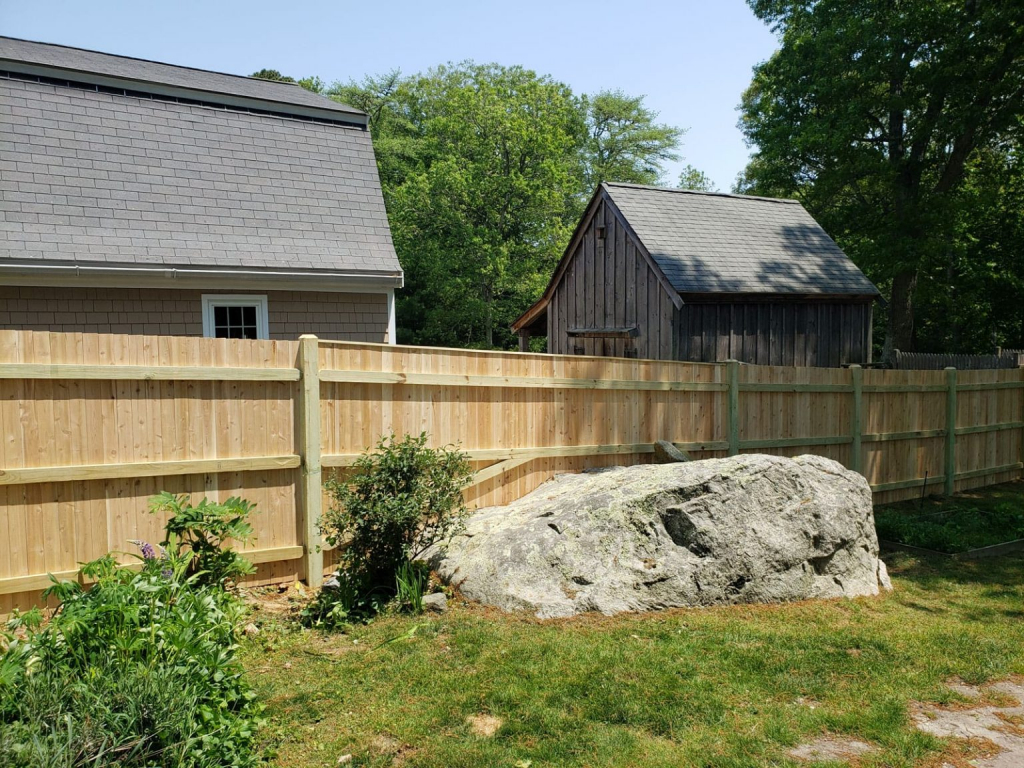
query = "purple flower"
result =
(129, 539, 157, 561)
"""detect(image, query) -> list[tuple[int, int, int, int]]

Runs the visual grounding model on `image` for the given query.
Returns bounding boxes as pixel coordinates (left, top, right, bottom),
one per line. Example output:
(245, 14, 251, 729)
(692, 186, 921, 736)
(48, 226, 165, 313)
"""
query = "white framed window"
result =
(201, 294, 269, 340)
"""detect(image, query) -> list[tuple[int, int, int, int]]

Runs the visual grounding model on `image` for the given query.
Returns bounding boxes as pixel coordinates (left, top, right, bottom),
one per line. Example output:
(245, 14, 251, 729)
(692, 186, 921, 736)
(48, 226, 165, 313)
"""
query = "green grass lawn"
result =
(242, 551, 1024, 768)
(875, 480, 1024, 553)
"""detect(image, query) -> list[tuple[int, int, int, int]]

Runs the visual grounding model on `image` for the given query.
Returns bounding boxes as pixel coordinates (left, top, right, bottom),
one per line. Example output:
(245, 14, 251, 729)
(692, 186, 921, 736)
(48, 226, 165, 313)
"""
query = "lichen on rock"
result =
(426, 454, 889, 618)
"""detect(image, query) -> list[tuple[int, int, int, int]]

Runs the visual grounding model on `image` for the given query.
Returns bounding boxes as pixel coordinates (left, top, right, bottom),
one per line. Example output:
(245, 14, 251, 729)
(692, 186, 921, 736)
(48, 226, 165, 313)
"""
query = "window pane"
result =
(208, 300, 263, 340)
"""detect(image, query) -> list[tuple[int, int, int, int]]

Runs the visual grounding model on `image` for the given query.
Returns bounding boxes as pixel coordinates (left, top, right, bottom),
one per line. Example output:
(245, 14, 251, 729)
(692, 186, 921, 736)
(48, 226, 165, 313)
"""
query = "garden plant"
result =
(0, 496, 264, 768)
(305, 432, 471, 625)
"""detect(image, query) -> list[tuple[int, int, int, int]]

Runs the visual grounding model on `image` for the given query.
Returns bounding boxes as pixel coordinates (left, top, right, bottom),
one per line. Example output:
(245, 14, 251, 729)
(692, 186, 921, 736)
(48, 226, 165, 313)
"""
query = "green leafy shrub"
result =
(0, 498, 264, 768)
(315, 432, 471, 621)
(150, 492, 256, 587)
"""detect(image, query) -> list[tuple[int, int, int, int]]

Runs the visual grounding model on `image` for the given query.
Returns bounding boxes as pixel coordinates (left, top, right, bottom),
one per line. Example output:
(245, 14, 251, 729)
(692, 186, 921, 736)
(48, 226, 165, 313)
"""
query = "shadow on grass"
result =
(884, 547, 1024, 583)
(885, 550, 1024, 621)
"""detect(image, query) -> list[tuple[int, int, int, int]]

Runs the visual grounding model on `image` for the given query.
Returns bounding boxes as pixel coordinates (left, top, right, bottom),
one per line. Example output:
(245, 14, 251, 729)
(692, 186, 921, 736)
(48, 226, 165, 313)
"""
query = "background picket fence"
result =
(892, 349, 1022, 370)
(1, 330, 1022, 613)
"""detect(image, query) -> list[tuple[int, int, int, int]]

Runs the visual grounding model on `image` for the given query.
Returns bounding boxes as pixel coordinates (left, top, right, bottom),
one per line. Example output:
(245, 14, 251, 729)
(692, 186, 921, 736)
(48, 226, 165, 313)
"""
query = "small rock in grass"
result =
(653, 439, 690, 463)
(877, 558, 893, 591)
(337, 755, 352, 765)
(243, 622, 260, 637)
(323, 575, 341, 590)
(422, 592, 448, 613)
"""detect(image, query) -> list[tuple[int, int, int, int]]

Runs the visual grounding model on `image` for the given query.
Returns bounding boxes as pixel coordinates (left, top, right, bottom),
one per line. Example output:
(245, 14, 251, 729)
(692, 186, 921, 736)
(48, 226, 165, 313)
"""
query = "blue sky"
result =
(0, 0, 778, 190)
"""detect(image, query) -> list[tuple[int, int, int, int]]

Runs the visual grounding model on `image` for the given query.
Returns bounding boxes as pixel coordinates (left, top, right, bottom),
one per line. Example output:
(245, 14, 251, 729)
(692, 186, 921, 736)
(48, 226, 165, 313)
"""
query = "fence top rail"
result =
(0, 363, 300, 381)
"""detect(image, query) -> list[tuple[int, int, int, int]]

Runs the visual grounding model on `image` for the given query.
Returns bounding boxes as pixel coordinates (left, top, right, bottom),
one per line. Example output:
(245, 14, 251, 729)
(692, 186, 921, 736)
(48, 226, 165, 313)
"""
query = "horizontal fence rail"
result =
(0, 330, 1022, 613)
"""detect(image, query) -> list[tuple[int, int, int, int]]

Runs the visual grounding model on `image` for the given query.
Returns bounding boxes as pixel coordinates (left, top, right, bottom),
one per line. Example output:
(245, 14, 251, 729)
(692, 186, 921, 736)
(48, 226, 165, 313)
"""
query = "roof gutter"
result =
(0, 262, 404, 292)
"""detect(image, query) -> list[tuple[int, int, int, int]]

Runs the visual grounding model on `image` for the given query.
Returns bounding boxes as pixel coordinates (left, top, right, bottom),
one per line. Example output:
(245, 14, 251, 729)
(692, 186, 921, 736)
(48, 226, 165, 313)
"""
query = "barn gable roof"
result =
(603, 183, 878, 297)
(0, 37, 402, 287)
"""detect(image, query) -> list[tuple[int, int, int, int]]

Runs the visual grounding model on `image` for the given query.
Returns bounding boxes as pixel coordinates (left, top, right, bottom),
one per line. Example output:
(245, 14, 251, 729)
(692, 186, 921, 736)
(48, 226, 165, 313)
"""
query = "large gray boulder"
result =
(427, 454, 889, 618)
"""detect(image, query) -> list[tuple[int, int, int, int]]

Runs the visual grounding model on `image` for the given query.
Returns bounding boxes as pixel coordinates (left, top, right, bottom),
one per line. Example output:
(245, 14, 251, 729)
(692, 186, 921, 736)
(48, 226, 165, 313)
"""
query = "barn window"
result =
(201, 295, 269, 340)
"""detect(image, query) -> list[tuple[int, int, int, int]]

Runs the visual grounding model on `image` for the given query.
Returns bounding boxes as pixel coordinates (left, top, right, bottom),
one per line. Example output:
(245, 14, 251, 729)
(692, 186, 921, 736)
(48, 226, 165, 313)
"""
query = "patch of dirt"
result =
(369, 734, 417, 765)
(788, 735, 876, 763)
(240, 583, 303, 616)
(912, 679, 1024, 768)
(466, 713, 503, 737)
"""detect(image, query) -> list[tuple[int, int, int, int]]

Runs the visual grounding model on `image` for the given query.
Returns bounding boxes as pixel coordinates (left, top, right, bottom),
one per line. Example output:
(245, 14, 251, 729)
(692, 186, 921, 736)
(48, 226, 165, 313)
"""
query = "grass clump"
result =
(875, 481, 1024, 553)
(0, 496, 264, 768)
(306, 432, 471, 625)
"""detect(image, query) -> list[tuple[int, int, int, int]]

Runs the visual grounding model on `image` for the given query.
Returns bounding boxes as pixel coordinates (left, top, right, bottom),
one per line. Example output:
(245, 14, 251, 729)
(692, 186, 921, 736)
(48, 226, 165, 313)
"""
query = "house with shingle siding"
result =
(0, 37, 402, 341)
(513, 183, 879, 367)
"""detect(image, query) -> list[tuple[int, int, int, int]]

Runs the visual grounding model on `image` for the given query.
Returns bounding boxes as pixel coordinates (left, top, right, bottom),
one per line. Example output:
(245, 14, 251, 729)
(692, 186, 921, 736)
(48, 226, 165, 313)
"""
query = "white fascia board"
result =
(386, 288, 397, 345)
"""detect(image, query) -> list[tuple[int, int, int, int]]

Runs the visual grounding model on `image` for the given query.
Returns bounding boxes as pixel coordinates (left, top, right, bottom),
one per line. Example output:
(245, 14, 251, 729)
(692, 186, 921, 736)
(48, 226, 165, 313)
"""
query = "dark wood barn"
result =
(513, 183, 879, 367)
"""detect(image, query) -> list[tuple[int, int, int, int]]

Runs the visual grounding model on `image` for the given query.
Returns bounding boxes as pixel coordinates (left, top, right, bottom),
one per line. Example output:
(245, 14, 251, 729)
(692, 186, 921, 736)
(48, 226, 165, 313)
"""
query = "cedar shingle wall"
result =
(0, 286, 389, 341)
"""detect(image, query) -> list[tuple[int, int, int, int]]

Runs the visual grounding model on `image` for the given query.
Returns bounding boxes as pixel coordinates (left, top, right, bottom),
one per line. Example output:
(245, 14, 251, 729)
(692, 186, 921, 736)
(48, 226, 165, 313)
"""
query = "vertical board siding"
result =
(546, 194, 674, 359)
(2, 331, 1022, 611)
(676, 301, 873, 367)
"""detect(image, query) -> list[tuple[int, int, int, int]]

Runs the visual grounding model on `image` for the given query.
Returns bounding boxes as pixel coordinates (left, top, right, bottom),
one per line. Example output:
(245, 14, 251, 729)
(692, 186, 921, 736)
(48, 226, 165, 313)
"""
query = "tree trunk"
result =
(884, 269, 918, 361)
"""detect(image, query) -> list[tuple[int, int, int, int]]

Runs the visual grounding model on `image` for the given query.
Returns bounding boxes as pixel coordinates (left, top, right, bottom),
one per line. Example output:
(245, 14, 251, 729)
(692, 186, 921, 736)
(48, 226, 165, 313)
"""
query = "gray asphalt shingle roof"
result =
(604, 183, 877, 296)
(0, 42, 401, 278)
(0, 36, 364, 120)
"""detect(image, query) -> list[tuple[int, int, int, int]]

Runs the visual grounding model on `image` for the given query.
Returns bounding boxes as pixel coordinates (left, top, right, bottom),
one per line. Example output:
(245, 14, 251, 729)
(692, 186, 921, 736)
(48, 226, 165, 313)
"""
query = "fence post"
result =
(726, 359, 740, 456)
(849, 364, 863, 475)
(297, 334, 323, 587)
(945, 366, 957, 498)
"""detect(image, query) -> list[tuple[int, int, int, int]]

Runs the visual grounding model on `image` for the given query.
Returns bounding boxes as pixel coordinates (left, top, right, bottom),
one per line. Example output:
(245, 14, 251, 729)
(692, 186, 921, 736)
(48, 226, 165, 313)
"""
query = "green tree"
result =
(251, 68, 325, 93)
(584, 90, 683, 187)
(913, 139, 1024, 352)
(678, 164, 716, 192)
(739, 0, 1024, 357)
(384, 63, 587, 348)
(322, 68, 687, 349)
(250, 68, 293, 83)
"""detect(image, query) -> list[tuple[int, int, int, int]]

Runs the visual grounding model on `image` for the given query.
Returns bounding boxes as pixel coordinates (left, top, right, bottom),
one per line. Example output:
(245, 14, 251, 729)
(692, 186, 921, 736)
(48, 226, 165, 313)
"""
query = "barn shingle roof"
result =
(604, 182, 877, 296)
(0, 38, 401, 282)
(0, 36, 365, 122)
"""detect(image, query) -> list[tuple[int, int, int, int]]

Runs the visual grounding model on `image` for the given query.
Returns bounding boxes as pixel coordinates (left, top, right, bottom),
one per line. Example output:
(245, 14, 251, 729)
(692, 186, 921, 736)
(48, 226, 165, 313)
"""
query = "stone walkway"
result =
(789, 679, 1024, 766)
(912, 680, 1024, 768)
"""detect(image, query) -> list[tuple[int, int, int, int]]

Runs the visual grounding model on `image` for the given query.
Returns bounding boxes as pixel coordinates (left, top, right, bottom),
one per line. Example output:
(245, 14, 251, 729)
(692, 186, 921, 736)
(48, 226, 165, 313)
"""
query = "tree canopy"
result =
(738, 0, 1024, 356)
(324, 64, 699, 348)
(582, 90, 683, 188)
(253, 62, 709, 348)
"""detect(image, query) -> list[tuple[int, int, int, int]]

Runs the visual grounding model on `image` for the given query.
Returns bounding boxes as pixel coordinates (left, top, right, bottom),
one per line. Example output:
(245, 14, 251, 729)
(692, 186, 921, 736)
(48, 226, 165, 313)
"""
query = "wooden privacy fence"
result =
(1, 330, 1022, 612)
